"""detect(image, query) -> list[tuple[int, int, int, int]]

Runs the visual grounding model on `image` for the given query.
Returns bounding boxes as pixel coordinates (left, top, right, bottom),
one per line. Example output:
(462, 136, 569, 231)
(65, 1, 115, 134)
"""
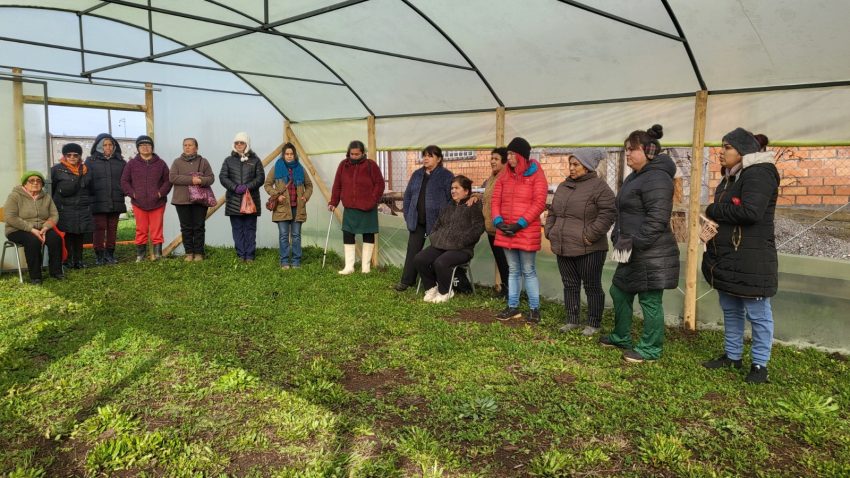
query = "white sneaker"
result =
(432, 289, 454, 303)
(424, 286, 439, 302)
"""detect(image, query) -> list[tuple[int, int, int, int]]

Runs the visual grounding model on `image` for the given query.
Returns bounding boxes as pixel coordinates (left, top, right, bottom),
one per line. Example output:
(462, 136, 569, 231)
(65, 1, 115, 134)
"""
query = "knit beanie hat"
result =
(233, 132, 251, 151)
(62, 143, 83, 156)
(135, 135, 154, 149)
(507, 137, 532, 160)
(21, 170, 45, 185)
(722, 127, 761, 156)
(572, 148, 606, 171)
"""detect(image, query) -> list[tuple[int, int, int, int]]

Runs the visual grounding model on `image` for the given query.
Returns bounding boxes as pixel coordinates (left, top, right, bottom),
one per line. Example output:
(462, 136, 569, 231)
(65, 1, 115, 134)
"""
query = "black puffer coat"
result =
(218, 151, 265, 216)
(702, 152, 779, 298)
(85, 133, 127, 214)
(611, 154, 680, 293)
(51, 162, 93, 234)
(428, 198, 485, 257)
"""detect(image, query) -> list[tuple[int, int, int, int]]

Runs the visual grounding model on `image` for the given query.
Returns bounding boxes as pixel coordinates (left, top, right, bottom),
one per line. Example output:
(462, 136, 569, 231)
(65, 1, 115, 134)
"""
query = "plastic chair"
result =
(1, 240, 25, 283)
(416, 262, 475, 294)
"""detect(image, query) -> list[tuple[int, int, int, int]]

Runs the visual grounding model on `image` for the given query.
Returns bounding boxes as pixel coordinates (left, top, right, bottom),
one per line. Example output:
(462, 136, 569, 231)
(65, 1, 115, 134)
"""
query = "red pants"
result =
(133, 205, 165, 245)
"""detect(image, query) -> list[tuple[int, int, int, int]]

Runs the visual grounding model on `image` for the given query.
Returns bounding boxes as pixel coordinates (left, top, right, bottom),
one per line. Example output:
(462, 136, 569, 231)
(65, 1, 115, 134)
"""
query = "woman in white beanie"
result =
(218, 132, 265, 262)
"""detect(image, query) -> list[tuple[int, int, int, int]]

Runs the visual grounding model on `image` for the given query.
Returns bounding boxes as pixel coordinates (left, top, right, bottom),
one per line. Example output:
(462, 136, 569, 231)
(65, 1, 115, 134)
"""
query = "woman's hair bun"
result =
(754, 133, 769, 149)
(647, 124, 664, 140)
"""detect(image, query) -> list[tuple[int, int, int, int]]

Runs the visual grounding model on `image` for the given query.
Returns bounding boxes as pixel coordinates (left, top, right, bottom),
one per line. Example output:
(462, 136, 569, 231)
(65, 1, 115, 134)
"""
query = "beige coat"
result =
(481, 173, 499, 235)
(263, 164, 313, 222)
(4, 186, 59, 236)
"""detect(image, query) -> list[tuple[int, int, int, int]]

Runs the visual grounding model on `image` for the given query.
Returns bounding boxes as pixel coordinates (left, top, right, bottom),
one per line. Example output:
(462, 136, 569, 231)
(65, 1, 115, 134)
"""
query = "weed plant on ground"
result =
(1, 245, 848, 477)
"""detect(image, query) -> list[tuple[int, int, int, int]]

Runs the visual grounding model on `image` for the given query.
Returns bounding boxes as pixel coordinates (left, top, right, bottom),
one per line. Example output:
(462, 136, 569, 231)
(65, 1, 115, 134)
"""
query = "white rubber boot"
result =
(361, 242, 374, 273)
(338, 244, 356, 275)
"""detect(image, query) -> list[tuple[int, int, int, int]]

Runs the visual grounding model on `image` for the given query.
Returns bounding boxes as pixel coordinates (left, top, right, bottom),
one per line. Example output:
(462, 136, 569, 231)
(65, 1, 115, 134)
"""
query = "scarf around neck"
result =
(60, 158, 87, 176)
(274, 158, 305, 186)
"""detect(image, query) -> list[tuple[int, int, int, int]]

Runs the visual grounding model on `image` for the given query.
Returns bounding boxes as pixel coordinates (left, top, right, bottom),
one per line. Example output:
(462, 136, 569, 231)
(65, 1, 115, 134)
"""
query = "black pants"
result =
(176, 204, 208, 255)
(343, 232, 375, 244)
(399, 224, 427, 286)
(7, 230, 63, 281)
(556, 251, 607, 327)
(487, 234, 510, 292)
(413, 246, 471, 294)
(64, 232, 85, 265)
(229, 215, 257, 259)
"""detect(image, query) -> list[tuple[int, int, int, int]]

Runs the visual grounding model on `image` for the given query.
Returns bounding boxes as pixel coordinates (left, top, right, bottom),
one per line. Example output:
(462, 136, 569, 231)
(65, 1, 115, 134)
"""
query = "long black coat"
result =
(702, 152, 780, 298)
(85, 133, 127, 214)
(611, 154, 680, 293)
(218, 151, 265, 216)
(51, 162, 93, 234)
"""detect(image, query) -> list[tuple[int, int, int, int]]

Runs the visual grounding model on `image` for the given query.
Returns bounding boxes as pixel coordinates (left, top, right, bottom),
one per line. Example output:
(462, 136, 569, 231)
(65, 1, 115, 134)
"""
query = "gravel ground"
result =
(775, 216, 850, 260)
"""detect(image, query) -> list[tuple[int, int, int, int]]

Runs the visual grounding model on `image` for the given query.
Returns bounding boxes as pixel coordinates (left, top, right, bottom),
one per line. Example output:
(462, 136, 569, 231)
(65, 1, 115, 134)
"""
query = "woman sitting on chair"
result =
(413, 175, 485, 303)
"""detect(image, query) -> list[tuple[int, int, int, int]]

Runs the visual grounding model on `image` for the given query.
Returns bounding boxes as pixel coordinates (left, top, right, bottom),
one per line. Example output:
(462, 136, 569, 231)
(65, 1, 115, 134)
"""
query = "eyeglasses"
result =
(26, 178, 43, 184)
(234, 141, 246, 145)
(65, 153, 80, 158)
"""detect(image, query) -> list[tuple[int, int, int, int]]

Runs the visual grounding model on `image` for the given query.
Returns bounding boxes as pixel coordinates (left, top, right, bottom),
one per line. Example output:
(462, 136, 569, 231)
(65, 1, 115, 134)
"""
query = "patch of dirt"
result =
(553, 372, 577, 385)
(40, 436, 89, 478)
(829, 351, 848, 362)
(339, 366, 413, 396)
(701, 391, 725, 402)
(488, 443, 527, 477)
(449, 309, 526, 328)
(228, 450, 293, 475)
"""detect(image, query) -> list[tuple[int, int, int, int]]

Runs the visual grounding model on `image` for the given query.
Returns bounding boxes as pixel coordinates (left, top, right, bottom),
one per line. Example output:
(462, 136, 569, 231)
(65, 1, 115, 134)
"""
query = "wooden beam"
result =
(22, 95, 145, 112)
(366, 114, 379, 267)
(144, 82, 154, 138)
(284, 119, 292, 144)
(12, 68, 25, 177)
(495, 106, 505, 147)
(163, 143, 284, 256)
(683, 90, 708, 331)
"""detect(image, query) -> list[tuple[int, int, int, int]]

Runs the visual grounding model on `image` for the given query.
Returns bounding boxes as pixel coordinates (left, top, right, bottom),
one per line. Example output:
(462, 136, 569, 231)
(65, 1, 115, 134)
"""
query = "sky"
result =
(49, 105, 147, 139)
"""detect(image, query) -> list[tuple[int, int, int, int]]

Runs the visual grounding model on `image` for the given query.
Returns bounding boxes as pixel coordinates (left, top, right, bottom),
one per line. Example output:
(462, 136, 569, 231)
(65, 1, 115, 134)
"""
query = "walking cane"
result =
(322, 211, 334, 268)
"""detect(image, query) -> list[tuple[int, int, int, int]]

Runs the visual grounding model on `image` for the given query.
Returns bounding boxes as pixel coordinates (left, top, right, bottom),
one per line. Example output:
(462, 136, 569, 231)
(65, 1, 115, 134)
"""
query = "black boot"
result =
(95, 249, 106, 266)
(135, 245, 147, 263)
(106, 248, 118, 264)
(153, 244, 163, 260)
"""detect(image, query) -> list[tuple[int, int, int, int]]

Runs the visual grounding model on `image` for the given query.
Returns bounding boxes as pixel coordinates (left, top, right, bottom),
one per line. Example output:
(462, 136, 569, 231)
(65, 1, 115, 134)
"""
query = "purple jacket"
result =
(120, 154, 172, 211)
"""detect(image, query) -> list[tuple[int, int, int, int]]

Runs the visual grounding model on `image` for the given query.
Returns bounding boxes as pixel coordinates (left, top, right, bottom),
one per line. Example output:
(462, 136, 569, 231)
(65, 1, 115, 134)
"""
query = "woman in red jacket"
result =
(492, 137, 549, 323)
(328, 140, 385, 274)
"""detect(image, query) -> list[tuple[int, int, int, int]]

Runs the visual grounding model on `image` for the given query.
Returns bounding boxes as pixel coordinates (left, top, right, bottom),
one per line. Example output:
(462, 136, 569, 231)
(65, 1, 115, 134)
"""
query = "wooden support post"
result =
(12, 68, 25, 176)
(162, 143, 284, 256)
(683, 90, 709, 331)
(284, 119, 292, 144)
(496, 106, 506, 147)
(144, 82, 154, 138)
(286, 123, 342, 223)
(23, 96, 145, 112)
(367, 114, 379, 267)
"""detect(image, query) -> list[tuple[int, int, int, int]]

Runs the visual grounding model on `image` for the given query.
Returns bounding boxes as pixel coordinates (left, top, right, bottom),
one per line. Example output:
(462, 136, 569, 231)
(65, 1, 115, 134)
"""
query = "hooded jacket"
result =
(4, 185, 59, 236)
(121, 153, 172, 211)
(427, 197, 485, 257)
(545, 171, 616, 257)
(611, 153, 680, 293)
(85, 133, 127, 214)
(219, 150, 265, 216)
(51, 161, 93, 234)
(491, 154, 549, 252)
(702, 152, 780, 298)
(402, 164, 453, 234)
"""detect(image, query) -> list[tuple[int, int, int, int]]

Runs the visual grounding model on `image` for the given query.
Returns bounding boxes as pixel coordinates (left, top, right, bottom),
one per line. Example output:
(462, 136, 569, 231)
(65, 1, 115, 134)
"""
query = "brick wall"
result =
(706, 146, 850, 207)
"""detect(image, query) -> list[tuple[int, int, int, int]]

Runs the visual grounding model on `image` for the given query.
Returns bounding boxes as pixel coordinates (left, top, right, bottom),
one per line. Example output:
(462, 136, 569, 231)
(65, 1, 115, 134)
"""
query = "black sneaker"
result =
(394, 282, 410, 292)
(599, 335, 629, 350)
(496, 307, 522, 321)
(622, 349, 646, 363)
(745, 364, 769, 384)
(702, 354, 743, 370)
(526, 309, 541, 324)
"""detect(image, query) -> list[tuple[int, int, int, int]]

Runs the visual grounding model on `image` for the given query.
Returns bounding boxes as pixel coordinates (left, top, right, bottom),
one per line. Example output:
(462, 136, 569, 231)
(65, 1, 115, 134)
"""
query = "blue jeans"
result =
(277, 209, 302, 266)
(718, 291, 774, 366)
(504, 249, 540, 309)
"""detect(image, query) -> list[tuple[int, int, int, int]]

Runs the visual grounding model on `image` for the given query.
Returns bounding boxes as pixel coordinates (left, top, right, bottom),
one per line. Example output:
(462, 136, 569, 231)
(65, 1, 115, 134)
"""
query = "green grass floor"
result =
(1, 246, 848, 477)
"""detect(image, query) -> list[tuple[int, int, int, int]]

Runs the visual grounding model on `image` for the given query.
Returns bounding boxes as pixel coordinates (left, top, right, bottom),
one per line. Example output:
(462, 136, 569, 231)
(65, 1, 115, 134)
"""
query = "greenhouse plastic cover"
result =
(3, 0, 850, 149)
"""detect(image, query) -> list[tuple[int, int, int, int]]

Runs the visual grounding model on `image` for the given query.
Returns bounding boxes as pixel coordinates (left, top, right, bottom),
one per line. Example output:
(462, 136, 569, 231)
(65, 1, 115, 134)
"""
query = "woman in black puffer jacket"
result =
(51, 143, 93, 268)
(601, 124, 680, 363)
(218, 132, 264, 262)
(701, 129, 778, 385)
(85, 133, 126, 265)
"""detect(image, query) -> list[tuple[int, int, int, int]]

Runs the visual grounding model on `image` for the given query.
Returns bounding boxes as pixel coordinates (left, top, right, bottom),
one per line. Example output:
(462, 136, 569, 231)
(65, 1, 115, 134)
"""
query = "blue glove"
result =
(235, 184, 248, 194)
